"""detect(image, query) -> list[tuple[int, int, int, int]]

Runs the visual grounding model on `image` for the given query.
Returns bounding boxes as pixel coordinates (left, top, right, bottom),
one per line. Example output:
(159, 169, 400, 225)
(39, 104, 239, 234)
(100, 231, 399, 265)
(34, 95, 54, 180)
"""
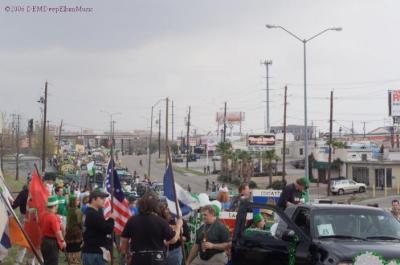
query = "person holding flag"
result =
(81, 189, 114, 265)
(39, 195, 66, 265)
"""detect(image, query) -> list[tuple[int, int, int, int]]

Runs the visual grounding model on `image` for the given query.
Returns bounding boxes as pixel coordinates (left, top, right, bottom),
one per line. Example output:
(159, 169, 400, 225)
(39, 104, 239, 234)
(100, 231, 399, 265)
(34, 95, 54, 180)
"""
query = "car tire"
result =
(359, 187, 366, 193)
(338, 189, 344, 195)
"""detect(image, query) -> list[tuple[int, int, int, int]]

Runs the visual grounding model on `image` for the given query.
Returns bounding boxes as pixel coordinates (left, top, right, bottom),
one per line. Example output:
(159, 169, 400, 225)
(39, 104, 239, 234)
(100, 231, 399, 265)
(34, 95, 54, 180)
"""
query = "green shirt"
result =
(196, 221, 229, 260)
(57, 195, 67, 216)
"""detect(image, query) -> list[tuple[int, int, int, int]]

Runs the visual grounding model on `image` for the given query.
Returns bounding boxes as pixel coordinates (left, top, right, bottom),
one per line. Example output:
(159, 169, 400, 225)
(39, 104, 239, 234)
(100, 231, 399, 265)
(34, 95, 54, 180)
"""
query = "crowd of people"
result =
(12, 162, 400, 265)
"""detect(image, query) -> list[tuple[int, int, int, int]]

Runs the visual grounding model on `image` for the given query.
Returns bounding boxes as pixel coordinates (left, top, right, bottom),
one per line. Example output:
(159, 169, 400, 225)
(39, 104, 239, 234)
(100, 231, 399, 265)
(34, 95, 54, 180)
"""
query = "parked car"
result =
(290, 159, 305, 169)
(330, 179, 366, 195)
(232, 202, 400, 265)
(212, 155, 222, 161)
(189, 153, 198, 162)
(172, 154, 184, 163)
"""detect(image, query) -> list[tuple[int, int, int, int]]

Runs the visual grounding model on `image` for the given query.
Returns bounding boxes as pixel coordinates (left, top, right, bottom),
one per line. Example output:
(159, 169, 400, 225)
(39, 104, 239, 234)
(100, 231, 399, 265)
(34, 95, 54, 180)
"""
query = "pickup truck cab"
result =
(232, 202, 400, 265)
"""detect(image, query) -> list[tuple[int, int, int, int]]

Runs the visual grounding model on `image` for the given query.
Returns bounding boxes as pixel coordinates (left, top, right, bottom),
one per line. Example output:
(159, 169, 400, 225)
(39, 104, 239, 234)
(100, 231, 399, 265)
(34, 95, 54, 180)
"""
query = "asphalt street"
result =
(121, 154, 220, 193)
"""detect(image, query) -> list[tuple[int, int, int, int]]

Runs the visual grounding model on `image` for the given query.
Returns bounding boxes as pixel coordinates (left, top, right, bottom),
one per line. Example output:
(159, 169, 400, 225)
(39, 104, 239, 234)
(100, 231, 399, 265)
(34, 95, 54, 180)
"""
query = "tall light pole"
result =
(148, 98, 165, 177)
(261, 60, 272, 133)
(265, 24, 342, 179)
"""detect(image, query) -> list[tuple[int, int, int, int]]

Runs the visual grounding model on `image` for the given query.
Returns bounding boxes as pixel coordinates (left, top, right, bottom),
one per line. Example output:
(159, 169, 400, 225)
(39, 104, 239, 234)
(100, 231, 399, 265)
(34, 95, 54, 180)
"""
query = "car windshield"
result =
(313, 209, 400, 240)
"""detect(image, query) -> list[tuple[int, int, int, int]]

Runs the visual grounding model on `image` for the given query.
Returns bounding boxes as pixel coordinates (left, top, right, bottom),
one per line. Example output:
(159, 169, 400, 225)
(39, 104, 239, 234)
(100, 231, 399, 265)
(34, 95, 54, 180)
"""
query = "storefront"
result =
(346, 161, 400, 188)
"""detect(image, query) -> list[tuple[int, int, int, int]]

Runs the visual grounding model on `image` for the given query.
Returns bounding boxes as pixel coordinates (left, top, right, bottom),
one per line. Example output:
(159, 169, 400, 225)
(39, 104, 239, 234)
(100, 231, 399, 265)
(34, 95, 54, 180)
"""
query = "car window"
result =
(293, 208, 311, 236)
(238, 206, 290, 246)
(313, 209, 400, 239)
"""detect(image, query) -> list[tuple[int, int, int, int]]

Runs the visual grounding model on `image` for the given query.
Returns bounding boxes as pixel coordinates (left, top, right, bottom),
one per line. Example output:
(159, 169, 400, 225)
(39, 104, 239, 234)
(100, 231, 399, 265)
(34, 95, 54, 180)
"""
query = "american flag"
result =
(103, 159, 131, 234)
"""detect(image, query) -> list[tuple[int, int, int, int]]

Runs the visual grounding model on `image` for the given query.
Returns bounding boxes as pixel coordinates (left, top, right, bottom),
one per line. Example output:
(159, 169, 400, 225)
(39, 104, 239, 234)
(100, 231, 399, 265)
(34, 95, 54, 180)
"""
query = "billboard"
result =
(216, 112, 245, 125)
(247, 134, 275, 146)
(389, 90, 400, 117)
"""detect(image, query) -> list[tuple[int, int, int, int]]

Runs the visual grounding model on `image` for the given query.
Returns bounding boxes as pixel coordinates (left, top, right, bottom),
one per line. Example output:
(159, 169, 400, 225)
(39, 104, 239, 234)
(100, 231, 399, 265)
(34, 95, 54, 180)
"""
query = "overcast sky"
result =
(1, 0, 399, 137)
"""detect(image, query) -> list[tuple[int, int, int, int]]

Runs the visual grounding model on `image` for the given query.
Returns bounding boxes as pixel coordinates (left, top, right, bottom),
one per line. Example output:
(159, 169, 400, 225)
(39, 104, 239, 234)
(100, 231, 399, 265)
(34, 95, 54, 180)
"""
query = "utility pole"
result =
(327, 90, 334, 196)
(391, 126, 395, 148)
(239, 112, 242, 136)
(172, 100, 174, 143)
(351, 121, 354, 139)
(165, 98, 169, 166)
(57, 120, 63, 155)
(261, 60, 272, 133)
(158, 110, 161, 159)
(15, 114, 20, 180)
(363, 122, 366, 139)
(186, 106, 191, 169)
(223, 102, 227, 142)
(282, 86, 288, 183)
(148, 106, 154, 177)
(42, 81, 48, 173)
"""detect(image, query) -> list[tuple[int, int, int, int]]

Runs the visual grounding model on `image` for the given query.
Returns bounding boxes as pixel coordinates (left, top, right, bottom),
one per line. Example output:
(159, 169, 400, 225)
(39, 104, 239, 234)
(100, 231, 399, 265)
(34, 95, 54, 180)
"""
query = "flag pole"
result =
(0, 192, 44, 265)
(166, 146, 186, 260)
(110, 136, 115, 265)
(2, 166, 44, 265)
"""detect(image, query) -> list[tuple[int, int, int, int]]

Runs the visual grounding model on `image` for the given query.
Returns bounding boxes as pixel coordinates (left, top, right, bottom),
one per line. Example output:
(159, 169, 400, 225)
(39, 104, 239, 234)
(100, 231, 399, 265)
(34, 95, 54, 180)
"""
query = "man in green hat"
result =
(39, 195, 66, 265)
(252, 213, 266, 230)
(277, 177, 309, 210)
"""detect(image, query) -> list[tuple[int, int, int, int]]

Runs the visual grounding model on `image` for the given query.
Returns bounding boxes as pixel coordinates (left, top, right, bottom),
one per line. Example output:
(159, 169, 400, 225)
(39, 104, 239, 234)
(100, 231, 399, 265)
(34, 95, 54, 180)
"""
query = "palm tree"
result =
(229, 149, 241, 180)
(216, 142, 232, 177)
(238, 150, 253, 183)
(262, 149, 280, 187)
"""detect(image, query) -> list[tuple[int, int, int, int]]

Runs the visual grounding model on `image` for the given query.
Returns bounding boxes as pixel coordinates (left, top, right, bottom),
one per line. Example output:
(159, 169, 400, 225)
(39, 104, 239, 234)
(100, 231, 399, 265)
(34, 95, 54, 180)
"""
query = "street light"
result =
(265, 24, 342, 179)
(148, 99, 165, 178)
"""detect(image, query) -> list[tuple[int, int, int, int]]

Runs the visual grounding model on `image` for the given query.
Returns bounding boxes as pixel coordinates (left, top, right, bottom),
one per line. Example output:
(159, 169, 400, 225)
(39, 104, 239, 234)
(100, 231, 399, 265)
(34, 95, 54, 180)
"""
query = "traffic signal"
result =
(28, 119, 33, 133)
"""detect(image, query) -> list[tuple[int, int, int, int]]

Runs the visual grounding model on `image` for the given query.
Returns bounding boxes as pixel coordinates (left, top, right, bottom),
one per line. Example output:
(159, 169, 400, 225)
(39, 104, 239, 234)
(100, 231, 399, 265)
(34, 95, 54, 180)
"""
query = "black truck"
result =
(232, 202, 400, 265)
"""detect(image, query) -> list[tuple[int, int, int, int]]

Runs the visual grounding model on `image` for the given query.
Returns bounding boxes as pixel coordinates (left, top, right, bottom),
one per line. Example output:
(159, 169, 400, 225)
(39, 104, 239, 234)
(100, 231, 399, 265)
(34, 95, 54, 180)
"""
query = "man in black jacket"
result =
(82, 189, 114, 265)
(12, 185, 29, 216)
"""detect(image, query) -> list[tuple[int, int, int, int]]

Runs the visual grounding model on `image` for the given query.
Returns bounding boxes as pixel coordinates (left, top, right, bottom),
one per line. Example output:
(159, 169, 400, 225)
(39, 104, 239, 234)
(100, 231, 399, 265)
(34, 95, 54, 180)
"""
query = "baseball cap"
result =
(89, 189, 109, 201)
(297, 177, 310, 189)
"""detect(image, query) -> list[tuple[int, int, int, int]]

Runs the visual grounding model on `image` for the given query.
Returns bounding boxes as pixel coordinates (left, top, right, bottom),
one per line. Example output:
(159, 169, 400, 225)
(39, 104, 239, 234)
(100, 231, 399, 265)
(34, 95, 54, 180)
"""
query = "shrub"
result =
(231, 177, 241, 186)
(267, 180, 286, 190)
(218, 174, 228, 183)
(249, 180, 258, 189)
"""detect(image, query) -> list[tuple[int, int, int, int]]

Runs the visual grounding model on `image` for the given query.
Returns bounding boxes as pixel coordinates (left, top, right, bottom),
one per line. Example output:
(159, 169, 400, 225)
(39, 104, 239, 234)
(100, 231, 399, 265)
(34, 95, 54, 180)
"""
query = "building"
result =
(311, 140, 400, 189)
(271, 125, 316, 141)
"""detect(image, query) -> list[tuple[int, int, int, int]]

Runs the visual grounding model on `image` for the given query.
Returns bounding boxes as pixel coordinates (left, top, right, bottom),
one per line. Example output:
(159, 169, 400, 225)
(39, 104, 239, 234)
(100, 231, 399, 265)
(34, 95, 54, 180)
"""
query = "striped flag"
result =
(103, 159, 131, 234)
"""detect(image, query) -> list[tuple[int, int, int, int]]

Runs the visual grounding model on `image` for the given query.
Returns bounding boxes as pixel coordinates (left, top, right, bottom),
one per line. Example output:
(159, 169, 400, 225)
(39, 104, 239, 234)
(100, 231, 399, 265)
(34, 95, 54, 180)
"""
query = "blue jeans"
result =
(167, 247, 183, 265)
(82, 253, 106, 265)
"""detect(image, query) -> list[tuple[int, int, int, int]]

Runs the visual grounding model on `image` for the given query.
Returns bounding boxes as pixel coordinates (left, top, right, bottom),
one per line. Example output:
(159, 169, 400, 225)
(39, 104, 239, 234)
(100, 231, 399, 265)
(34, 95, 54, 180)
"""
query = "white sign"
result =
(252, 189, 282, 197)
(317, 224, 334, 236)
(219, 211, 253, 220)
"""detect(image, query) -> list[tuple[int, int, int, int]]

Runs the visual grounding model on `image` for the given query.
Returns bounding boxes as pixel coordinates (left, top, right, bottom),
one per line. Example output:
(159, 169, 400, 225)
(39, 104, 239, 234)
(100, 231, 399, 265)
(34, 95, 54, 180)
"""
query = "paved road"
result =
(120, 154, 222, 193)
